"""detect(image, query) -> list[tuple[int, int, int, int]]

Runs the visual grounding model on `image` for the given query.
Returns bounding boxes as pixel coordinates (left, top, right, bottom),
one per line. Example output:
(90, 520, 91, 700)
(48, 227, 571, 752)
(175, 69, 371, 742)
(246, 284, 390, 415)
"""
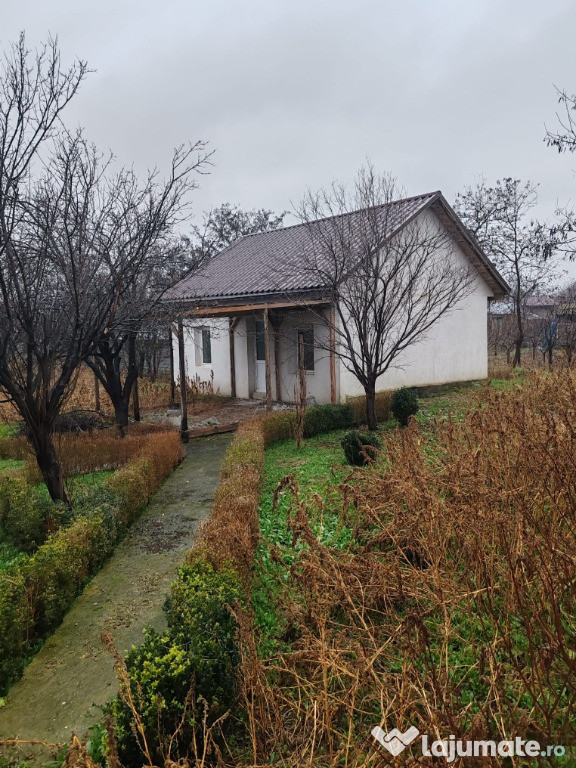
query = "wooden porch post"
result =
(177, 318, 189, 443)
(329, 304, 337, 404)
(263, 309, 273, 410)
(269, 312, 283, 403)
(274, 329, 282, 403)
(168, 327, 176, 405)
(229, 317, 239, 399)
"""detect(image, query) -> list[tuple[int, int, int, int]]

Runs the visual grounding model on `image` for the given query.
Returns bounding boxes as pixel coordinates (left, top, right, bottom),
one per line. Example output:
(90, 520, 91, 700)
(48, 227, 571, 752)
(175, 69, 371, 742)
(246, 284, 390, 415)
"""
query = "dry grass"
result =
(233, 371, 576, 767)
(0, 367, 224, 425)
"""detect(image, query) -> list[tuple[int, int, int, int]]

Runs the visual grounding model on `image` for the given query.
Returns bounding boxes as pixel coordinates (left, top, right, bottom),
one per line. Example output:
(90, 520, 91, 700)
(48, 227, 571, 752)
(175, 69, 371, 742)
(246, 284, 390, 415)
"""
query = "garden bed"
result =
(0, 425, 183, 694)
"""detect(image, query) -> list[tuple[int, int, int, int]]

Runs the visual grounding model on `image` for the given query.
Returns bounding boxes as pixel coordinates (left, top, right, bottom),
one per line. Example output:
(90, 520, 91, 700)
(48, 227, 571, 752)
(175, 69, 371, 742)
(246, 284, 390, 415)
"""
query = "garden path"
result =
(0, 433, 230, 761)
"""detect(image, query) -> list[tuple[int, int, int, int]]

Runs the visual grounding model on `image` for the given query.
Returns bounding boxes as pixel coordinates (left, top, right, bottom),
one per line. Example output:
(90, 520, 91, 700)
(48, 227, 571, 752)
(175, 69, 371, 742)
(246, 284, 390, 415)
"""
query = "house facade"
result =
(165, 192, 508, 406)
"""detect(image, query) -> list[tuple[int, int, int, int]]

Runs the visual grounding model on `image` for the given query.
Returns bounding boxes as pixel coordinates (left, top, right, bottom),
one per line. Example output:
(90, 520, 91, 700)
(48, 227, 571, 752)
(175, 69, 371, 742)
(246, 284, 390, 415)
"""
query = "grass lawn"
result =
(254, 378, 518, 652)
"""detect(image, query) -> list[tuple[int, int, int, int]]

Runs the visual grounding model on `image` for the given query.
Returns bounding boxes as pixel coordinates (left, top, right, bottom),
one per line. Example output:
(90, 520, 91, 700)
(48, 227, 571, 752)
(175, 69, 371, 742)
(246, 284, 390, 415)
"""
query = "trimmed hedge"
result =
(0, 566, 30, 689)
(196, 421, 265, 585)
(0, 430, 182, 694)
(0, 471, 56, 551)
(347, 391, 392, 424)
(261, 402, 356, 444)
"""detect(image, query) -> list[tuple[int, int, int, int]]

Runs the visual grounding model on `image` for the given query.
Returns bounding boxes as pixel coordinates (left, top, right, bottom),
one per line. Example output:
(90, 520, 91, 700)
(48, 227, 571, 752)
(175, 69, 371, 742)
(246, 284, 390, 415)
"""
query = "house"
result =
(165, 192, 508, 406)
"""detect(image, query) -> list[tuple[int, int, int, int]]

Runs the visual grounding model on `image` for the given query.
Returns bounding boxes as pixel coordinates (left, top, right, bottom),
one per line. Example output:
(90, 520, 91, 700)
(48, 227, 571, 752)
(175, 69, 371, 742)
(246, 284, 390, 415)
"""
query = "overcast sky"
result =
(4, 0, 576, 246)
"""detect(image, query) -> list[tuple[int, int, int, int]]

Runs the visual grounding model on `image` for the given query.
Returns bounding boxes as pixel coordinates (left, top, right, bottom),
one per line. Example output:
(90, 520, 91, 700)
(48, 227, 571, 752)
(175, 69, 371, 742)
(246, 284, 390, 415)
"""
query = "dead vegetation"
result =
(234, 371, 576, 767)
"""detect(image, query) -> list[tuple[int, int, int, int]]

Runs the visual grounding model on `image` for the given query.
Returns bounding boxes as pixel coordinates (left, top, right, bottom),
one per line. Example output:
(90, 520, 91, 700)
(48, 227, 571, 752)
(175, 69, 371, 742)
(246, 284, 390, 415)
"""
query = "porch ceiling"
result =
(180, 297, 332, 318)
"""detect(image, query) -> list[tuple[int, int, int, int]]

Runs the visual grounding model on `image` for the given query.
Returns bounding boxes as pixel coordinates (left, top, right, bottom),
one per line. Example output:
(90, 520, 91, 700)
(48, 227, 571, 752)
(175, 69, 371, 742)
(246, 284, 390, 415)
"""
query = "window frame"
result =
(297, 326, 315, 373)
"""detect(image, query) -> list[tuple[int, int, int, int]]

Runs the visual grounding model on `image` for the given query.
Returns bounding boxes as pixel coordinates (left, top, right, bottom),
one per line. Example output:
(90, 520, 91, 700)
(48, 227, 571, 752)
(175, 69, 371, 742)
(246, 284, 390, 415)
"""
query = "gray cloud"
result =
(3, 0, 576, 251)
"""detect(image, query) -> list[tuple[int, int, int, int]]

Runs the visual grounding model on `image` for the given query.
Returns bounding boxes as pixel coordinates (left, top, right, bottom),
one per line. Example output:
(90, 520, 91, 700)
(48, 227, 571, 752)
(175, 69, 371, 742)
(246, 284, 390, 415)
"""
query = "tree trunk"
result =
(512, 337, 522, 368)
(365, 382, 377, 431)
(133, 375, 141, 422)
(114, 399, 130, 437)
(30, 426, 70, 506)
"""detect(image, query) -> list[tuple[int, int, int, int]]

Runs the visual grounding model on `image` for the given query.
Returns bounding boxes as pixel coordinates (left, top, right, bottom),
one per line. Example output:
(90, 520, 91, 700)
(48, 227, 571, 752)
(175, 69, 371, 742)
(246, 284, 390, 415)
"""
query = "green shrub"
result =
(341, 430, 381, 466)
(0, 567, 30, 692)
(303, 404, 355, 437)
(25, 511, 118, 634)
(260, 410, 296, 444)
(347, 391, 392, 424)
(0, 471, 55, 551)
(391, 387, 419, 426)
(112, 558, 241, 765)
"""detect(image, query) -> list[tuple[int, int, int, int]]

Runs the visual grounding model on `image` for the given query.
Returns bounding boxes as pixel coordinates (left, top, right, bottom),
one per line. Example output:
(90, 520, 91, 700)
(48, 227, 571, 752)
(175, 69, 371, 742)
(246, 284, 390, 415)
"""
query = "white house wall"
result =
(175, 318, 232, 396)
(271, 310, 334, 404)
(337, 207, 493, 397)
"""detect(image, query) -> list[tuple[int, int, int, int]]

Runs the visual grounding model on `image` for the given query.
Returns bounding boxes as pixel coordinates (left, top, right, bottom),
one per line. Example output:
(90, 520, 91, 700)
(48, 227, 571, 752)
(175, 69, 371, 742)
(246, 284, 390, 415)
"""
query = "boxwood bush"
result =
(391, 387, 419, 426)
(341, 430, 382, 466)
(111, 558, 241, 766)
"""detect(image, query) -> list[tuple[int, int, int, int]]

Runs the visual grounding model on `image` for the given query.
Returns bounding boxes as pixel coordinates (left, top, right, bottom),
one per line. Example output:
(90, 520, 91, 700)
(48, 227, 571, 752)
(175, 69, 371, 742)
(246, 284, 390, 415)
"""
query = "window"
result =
(202, 328, 212, 364)
(195, 327, 212, 365)
(255, 319, 266, 361)
(297, 327, 315, 372)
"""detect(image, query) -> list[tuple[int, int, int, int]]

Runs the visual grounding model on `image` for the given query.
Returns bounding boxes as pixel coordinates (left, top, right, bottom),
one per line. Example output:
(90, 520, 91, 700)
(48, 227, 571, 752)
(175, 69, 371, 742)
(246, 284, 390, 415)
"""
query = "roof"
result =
(165, 191, 509, 306)
(525, 295, 556, 307)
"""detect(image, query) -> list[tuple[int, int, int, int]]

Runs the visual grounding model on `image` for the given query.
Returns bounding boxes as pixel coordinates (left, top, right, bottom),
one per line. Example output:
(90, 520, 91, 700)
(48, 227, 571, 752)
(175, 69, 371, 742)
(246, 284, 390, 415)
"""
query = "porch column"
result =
(263, 308, 273, 410)
(269, 312, 283, 403)
(177, 318, 189, 443)
(228, 317, 239, 398)
(168, 327, 176, 405)
(329, 304, 337, 404)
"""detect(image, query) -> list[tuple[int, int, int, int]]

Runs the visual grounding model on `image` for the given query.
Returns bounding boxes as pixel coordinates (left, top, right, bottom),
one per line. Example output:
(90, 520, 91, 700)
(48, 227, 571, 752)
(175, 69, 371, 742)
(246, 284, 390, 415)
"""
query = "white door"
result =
(254, 319, 266, 392)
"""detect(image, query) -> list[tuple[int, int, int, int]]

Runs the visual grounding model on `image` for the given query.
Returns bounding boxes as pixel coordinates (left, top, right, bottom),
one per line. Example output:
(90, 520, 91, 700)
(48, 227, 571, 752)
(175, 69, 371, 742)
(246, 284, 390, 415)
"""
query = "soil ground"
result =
(0, 433, 230, 764)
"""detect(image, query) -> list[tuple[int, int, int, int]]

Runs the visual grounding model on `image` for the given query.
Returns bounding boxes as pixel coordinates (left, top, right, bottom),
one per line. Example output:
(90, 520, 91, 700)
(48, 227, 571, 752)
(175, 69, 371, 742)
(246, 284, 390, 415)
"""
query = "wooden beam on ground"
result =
(187, 421, 240, 440)
(329, 304, 337, 404)
(228, 317, 238, 399)
(177, 318, 189, 444)
(263, 308, 272, 411)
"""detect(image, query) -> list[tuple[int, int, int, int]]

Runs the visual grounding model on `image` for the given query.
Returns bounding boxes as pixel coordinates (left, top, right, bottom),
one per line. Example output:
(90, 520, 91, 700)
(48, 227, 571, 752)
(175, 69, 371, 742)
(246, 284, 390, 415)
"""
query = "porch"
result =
(173, 297, 338, 438)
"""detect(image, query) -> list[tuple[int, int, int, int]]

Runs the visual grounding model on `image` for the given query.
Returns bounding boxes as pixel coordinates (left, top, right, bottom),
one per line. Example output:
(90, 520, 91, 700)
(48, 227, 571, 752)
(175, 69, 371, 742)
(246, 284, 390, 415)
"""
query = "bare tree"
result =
(545, 87, 576, 154)
(0, 35, 208, 501)
(83, 148, 211, 435)
(296, 166, 474, 430)
(555, 281, 576, 366)
(190, 202, 287, 263)
(455, 178, 560, 367)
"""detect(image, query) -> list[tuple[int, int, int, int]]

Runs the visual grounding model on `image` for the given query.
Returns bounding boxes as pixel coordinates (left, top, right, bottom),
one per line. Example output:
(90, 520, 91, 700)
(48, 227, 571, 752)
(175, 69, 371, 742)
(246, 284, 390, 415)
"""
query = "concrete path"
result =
(0, 434, 230, 757)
